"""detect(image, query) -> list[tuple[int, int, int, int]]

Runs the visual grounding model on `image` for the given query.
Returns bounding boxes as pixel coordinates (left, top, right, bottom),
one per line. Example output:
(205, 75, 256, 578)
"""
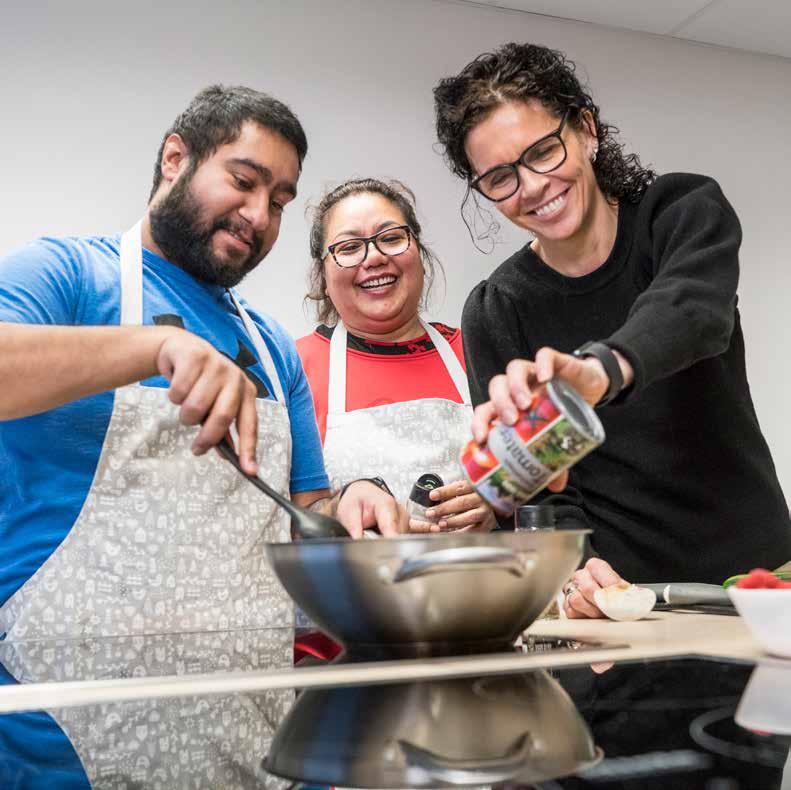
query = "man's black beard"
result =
(149, 172, 263, 288)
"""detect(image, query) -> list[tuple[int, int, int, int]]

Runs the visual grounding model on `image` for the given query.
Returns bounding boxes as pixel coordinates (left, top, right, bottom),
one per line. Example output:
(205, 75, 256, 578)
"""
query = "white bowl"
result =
(728, 587, 791, 659)
(735, 662, 791, 735)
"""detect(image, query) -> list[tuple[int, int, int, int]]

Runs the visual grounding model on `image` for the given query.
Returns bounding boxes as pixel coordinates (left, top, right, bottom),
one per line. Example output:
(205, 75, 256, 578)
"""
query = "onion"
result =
(594, 582, 656, 622)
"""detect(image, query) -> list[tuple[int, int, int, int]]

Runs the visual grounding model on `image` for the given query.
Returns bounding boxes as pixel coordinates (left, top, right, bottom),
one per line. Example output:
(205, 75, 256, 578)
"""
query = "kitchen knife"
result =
(640, 583, 732, 607)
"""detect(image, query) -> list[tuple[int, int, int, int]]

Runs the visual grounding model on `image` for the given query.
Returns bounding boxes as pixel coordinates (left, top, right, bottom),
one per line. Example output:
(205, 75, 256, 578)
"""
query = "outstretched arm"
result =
(0, 322, 261, 474)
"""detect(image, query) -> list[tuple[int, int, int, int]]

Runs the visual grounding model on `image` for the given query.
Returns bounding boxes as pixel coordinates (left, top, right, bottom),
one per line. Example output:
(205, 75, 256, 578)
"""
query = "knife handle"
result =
(640, 582, 730, 606)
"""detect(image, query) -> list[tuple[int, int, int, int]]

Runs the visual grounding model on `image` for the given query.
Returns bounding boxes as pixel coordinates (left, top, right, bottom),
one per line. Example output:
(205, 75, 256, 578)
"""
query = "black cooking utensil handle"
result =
(640, 582, 731, 606)
(216, 438, 297, 517)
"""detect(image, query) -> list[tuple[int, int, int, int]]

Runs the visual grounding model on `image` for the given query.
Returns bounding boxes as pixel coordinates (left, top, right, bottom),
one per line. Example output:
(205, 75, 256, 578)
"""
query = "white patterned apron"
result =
(0, 221, 294, 643)
(323, 319, 474, 504)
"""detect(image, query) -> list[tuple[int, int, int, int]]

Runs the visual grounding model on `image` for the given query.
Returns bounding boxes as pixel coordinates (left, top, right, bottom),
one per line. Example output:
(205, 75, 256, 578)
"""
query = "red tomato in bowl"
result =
(736, 568, 791, 589)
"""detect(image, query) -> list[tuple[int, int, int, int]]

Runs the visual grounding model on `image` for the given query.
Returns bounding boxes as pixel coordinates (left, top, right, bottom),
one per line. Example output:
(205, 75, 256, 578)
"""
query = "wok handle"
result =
(399, 732, 532, 784)
(390, 547, 533, 584)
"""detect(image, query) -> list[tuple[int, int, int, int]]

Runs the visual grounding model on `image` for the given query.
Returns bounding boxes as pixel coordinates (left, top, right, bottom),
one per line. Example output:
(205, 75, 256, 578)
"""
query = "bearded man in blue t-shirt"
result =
(0, 84, 408, 641)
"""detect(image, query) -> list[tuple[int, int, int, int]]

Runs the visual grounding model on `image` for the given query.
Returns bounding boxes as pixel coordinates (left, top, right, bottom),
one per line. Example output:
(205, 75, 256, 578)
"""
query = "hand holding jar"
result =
(407, 474, 497, 533)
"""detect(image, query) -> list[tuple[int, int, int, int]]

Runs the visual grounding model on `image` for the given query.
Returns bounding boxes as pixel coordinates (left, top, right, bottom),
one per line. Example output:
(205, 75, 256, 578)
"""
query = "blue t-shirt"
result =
(0, 665, 89, 789)
(0, 234, 329, 607)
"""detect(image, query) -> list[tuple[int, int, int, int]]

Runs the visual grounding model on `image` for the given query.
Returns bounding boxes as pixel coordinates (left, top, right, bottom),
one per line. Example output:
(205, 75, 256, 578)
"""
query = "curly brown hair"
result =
(433, 42, 655, 240)
(305, 178, 444, 326)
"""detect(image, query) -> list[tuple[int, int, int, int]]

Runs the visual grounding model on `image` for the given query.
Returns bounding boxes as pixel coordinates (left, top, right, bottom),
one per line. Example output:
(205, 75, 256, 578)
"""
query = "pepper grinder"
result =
(407, 473, 445, 523)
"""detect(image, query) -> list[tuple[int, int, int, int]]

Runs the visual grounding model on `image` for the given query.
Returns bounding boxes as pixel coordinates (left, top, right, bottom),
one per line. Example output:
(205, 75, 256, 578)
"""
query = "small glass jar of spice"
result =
(406, 473, 444, 524)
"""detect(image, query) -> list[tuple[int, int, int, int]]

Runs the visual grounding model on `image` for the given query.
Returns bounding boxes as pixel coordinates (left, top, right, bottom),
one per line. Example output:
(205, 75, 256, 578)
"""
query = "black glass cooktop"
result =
(0, 630, 787, 788)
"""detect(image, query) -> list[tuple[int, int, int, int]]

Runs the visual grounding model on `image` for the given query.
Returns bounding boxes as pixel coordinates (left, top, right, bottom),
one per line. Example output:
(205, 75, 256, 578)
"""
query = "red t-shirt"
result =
(296, 323, 466, 444)
(294, 322, 466, 663)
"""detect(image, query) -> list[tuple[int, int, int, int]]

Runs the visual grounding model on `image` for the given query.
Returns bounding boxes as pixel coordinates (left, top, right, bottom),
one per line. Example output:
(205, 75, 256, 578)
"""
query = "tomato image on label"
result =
(513, 396, 560, 442)
(460, 441, 499, 483)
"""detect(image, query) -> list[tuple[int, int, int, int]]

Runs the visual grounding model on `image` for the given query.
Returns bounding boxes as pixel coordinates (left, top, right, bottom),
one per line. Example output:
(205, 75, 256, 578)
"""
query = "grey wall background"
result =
(3, 0, 790, 494)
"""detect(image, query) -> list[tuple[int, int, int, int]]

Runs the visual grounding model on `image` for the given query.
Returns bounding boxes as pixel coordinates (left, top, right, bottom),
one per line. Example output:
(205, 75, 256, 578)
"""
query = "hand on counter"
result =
(563, 558, 626, 619)
(409, 479, 497, 533)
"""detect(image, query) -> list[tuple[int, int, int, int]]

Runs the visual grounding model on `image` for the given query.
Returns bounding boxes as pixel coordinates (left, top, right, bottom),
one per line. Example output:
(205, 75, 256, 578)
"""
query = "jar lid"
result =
(515, 504, 556, 530)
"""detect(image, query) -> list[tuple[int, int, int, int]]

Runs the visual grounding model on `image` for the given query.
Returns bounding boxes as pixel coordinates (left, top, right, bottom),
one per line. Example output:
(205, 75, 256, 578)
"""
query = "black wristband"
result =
(573, 341, 624, 406)
(338, 476, 393, 503)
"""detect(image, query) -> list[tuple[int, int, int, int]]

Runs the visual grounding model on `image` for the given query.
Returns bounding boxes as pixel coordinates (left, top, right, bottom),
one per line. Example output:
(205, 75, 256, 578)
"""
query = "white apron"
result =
(0, 222, 294, 642)
(322, 319, 474, 504)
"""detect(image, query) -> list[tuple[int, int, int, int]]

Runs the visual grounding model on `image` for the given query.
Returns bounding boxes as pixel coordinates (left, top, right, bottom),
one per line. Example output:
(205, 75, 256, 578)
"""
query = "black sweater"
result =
(462, 173, 791, 584)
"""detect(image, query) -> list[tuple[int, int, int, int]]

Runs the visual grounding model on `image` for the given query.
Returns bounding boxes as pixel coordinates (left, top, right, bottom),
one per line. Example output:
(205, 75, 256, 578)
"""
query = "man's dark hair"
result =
(149, 84, 308, 201)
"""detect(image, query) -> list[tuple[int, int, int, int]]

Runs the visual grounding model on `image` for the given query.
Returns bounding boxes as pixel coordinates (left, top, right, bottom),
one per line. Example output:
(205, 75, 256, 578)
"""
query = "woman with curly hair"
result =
(434, 42, 791, 617)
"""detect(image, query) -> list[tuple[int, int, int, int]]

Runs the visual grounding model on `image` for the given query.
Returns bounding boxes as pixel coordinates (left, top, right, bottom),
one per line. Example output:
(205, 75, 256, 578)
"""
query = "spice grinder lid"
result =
(409, 473, 445, 508)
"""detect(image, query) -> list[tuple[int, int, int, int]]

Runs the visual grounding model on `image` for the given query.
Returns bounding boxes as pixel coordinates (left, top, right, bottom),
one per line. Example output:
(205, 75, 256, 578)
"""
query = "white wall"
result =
(3, 0, 791, 491)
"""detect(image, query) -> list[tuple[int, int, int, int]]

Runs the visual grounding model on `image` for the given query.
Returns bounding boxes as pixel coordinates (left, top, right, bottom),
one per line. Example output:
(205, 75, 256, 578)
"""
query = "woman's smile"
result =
(356, 273, 399, 293)
(524, 186, 571, 221)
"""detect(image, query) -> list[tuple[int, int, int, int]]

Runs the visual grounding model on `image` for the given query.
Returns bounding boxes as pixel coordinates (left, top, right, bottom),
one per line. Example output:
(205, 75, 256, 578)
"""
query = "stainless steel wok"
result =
(266, 529, 587, 656)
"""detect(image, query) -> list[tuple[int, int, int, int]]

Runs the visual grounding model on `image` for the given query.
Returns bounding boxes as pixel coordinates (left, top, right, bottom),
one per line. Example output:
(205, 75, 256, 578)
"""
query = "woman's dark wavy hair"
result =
(433, 43, 655, 244)
(305, 178, 444, 326)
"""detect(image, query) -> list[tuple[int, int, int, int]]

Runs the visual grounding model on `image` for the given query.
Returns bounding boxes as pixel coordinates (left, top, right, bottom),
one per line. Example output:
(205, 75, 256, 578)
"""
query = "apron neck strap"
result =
(119, 221, 286, 404)
(421, 320, 471, 405)
(327, 321, 348, 415)
(120, 221, 144, 326)
(227, 290, 286, 404)
(327, 318, 470, 415)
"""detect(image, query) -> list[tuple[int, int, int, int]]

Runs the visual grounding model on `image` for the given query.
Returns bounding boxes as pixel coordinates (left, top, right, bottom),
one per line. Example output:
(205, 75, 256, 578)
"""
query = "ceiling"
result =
(460, 0, 791, 60)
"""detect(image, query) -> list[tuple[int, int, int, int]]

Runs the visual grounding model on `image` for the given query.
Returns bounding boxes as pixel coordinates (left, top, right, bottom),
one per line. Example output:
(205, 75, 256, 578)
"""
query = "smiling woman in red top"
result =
(297, 178, 496, 533)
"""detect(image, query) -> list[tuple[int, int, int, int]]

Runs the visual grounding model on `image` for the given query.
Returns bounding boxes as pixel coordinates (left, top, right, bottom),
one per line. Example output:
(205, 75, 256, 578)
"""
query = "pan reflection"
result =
(265, 669, 600, 787)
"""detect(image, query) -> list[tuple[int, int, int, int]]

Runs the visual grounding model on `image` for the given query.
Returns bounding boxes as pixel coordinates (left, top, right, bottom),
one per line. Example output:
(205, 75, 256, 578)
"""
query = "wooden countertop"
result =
(0, 611, 763, 714)
(528, 608, 760, 662)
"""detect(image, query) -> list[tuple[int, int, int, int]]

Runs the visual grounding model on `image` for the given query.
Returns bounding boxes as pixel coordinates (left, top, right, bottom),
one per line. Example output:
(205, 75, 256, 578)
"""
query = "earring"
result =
(591, 147, 599, 163)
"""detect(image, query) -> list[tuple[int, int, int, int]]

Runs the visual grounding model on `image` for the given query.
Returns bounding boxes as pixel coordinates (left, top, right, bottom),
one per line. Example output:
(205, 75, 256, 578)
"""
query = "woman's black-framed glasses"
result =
(323, 225, 413, 268)
(470, 109, 571, 202)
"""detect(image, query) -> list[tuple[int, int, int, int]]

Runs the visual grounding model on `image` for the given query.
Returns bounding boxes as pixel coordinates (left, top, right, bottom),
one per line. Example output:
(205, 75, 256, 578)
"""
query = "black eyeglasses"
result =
(470, 110, 571, 202)
(323, 225, 413, 268)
